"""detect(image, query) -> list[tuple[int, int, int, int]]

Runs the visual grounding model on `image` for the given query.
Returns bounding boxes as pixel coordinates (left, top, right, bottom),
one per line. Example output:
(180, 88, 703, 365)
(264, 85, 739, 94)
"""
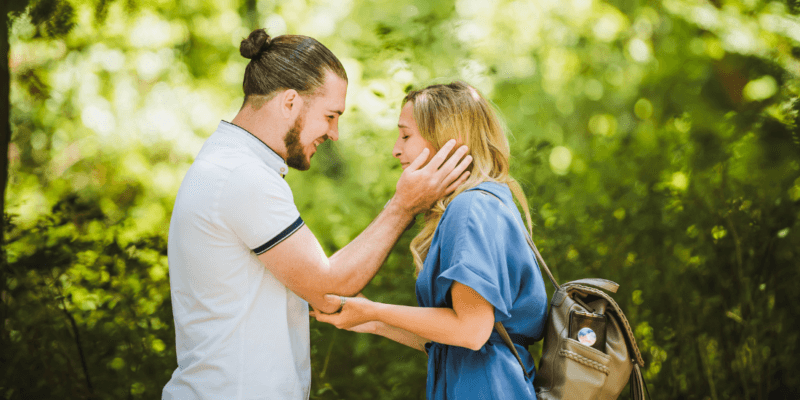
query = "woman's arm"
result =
(347, 321, 429, 352)
(312, 282, 495, 351)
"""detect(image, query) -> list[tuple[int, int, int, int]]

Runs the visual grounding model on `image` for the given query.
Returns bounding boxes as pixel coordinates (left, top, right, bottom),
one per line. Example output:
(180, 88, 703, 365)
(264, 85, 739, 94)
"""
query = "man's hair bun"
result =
(240, 29, 272, 60)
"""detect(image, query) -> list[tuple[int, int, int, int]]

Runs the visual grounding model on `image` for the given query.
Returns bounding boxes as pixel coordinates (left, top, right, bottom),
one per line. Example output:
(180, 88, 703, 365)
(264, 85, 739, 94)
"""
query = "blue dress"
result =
(415, 181, 548, 400)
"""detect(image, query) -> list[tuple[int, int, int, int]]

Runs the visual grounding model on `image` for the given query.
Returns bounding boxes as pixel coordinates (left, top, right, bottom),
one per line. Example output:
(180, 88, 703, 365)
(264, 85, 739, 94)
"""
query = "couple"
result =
(163, 29, 547, 400)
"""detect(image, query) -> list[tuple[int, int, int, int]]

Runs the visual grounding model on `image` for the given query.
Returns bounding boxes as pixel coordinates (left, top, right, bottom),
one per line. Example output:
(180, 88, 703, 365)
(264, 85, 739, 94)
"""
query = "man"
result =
(162, 29, 472, 399)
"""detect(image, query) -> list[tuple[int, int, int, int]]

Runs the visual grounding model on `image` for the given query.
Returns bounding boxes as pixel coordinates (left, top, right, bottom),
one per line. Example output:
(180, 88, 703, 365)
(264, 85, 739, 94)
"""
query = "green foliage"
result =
(3, 196, 174, 398)
(27, 0, 76, 38)
(4, 0, 800, 399)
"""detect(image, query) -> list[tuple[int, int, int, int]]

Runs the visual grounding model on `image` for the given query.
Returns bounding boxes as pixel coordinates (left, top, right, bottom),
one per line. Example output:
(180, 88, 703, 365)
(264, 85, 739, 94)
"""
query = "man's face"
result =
(284, 70, 347, 171)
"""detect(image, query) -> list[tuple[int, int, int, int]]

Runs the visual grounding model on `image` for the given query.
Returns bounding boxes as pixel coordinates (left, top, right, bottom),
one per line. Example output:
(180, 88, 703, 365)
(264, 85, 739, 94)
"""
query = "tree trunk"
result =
(1, 0, 13, 371)
(1, 0, 11, 235)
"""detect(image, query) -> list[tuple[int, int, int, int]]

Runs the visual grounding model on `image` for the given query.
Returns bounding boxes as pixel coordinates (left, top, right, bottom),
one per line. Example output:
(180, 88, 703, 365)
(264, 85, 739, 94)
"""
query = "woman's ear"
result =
(437, 135, 466, 161)
(440, 131, 465, 149)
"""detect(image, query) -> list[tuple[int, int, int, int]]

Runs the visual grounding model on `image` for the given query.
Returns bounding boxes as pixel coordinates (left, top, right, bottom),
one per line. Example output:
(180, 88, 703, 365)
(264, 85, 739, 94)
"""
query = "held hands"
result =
(394, 140, 472, 215)
(310, 293, 376, 331)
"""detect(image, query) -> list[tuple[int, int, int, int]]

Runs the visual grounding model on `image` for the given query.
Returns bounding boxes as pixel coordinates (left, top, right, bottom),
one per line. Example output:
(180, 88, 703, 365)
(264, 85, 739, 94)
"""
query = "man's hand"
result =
(393, 139, 472, 215)
(310, 294, 375, 330)
(258, 143, 470, 313)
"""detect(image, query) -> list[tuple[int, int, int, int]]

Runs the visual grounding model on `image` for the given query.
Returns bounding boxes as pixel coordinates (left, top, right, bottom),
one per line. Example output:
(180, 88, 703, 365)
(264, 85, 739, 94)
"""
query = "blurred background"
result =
(2, 0, 799, 398)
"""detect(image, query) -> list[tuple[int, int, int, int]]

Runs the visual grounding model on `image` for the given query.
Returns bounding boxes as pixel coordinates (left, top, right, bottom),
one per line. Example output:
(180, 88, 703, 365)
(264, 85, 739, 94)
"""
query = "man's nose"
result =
(328, 125, 339, 141)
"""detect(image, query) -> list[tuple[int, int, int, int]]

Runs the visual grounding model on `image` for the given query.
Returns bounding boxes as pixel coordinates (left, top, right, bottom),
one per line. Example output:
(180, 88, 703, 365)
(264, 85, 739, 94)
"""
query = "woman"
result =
(312, 81, 548, 399)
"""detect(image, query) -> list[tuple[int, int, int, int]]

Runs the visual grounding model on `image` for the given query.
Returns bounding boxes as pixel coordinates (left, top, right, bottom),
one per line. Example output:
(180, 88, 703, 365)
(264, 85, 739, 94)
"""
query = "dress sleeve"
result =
(434, 192, 515, 321)
(219, 164, 304, 254)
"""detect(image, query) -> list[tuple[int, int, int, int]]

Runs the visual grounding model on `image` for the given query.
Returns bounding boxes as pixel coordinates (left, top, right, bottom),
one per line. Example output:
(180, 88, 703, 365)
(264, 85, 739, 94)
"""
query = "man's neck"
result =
(231, 106, 288, 160)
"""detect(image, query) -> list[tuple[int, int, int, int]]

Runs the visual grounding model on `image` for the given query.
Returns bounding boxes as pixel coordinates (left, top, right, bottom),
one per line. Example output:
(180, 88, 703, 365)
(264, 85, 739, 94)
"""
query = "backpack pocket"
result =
(554, 337, 612, 399)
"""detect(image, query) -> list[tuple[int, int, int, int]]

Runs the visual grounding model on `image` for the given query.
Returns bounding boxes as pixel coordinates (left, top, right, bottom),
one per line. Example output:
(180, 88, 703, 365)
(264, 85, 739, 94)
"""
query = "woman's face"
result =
(393, 102, 436, 170)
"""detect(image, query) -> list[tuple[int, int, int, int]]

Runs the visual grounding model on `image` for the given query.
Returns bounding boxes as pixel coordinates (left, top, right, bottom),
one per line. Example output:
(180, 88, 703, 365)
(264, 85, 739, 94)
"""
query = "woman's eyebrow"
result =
(398, 123, 410, 129)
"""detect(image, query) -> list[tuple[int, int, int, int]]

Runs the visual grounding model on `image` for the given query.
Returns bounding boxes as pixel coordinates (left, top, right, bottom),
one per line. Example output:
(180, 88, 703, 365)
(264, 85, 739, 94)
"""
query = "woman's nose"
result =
(392, 140, 401, 159)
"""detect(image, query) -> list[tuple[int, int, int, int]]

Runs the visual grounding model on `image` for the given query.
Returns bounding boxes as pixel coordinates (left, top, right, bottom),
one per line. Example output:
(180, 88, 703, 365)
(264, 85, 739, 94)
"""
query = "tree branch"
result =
(59, 296, 94, 394)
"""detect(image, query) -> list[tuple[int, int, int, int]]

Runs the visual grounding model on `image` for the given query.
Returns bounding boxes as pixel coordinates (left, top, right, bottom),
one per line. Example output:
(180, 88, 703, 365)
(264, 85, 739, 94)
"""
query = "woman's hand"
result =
(310, 293, 376, 330)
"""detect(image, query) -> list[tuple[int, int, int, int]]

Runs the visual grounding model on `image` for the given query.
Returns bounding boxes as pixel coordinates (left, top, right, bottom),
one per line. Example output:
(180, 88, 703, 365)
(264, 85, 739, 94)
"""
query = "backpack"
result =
(475, 189, 648, 399)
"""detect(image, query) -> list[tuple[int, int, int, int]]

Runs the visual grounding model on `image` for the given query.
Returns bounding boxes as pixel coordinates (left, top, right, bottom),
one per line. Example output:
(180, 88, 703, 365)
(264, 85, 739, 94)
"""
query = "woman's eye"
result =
(402, 136, 409, 140)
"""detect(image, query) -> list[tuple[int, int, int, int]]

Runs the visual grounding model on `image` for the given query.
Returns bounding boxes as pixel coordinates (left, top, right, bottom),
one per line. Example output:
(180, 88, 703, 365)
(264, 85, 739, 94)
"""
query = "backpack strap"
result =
(494, 322, 530, 379)
(566, 278, 619, 293)
(631, 363, 649, 399)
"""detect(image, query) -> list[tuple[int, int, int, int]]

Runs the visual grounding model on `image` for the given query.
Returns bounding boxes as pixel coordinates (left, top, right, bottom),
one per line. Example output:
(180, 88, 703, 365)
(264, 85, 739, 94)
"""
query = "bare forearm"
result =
(312, 284, 494, 349)
(325, 201, 414, 295)
(368, 303, 489, 351)
(372, 322, 428, 352)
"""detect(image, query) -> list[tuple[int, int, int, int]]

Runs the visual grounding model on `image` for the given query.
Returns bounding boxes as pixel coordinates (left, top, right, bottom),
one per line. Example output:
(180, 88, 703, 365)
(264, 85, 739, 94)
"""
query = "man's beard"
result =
(283, 114, 310, 171)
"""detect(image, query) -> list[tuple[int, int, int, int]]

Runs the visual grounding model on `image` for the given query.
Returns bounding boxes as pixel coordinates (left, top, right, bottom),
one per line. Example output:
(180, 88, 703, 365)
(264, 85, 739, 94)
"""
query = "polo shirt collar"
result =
(218, 120, 290, 178)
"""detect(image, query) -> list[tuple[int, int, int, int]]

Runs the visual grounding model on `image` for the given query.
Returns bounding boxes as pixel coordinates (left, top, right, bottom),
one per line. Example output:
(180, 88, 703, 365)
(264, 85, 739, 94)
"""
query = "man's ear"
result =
(279, 89, 303, 119)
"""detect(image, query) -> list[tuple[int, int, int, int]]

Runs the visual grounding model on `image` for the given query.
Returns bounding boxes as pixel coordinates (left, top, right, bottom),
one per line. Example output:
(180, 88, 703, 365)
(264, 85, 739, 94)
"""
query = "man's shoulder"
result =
(197, 131, 255, 166)
(194, 134, 281, 183)
(226, 161, 284, 185)
(221, 162, 294, 207)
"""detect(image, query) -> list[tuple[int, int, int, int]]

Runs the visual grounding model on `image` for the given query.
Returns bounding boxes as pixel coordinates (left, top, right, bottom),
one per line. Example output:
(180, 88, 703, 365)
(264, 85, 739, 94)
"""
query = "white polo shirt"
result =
(163, 121, 310, 400)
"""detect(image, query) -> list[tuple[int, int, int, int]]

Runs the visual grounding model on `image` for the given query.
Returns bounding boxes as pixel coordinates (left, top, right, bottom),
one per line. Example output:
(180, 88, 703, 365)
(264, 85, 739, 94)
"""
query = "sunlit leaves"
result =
(5, 0, 800, 398)
(743, 75, 778, 102)
(588, 113, 617, 136)
(634, 98, 653, 120)
(711, 225, 727, 242)
(548, 146, 572, 175)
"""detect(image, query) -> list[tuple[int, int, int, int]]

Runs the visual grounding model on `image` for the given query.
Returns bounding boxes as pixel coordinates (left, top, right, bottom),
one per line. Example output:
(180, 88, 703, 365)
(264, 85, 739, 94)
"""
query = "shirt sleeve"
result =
(434, 192, 516, 321)
(219, 163, 304, 255)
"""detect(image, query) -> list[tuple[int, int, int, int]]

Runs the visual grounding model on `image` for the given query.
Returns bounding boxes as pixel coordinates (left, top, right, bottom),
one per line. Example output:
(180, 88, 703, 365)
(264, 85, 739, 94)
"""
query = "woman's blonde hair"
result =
(405, 81, 533, 275)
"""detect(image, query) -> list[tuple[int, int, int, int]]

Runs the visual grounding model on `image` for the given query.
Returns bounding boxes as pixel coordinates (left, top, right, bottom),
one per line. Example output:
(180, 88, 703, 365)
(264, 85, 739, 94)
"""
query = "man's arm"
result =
(258, 140, 472, 313)
(257, 201, 413, 313)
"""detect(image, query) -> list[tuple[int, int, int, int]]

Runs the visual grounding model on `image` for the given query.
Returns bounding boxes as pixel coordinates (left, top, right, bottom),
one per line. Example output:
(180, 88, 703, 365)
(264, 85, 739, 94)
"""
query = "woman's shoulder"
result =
(448, 181, 512, 210)
(442, 182, 514, 224)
